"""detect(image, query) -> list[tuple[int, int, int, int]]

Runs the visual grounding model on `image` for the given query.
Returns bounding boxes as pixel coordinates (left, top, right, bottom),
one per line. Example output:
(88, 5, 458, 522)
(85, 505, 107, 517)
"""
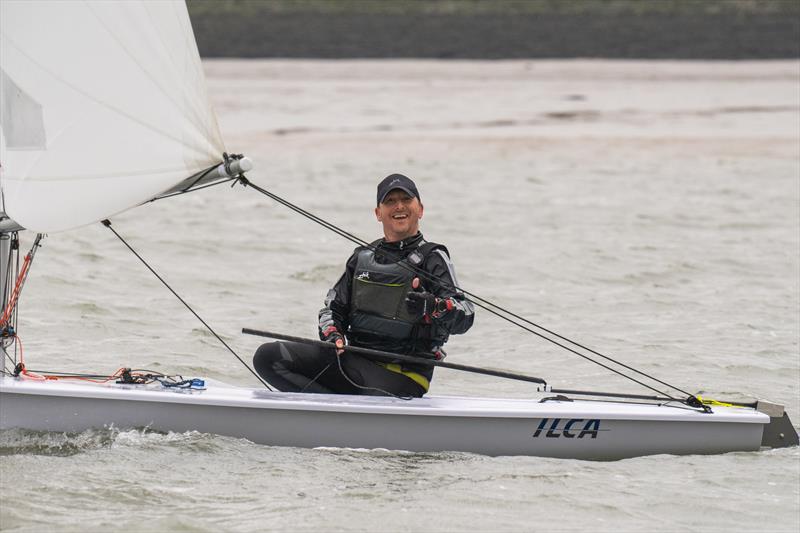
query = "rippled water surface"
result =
(2, 60, 799, 532)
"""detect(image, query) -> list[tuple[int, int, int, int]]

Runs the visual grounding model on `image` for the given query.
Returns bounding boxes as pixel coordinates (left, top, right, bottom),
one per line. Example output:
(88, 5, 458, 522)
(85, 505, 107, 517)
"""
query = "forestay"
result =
(0, 0, 224, 233)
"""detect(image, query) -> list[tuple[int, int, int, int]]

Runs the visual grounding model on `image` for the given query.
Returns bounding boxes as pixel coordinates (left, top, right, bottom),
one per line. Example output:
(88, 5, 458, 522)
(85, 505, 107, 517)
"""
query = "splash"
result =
(0, 427, 216, 457)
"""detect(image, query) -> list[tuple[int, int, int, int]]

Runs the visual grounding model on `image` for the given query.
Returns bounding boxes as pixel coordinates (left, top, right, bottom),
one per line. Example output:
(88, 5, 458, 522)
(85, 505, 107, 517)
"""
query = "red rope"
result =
(3, 237, 130, 384)
(0, 251, 32, 329)
(41, 367, 128, 383)
(13, 335, 128, 383)
(13, 335, 45, 381)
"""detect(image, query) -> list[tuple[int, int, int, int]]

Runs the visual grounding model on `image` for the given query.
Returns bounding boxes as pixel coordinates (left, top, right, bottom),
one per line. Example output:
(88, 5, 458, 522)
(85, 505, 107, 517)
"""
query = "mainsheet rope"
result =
(234, 176, 703, 407)
(101, 220, 273, 390)
(93, 165, 702, 409)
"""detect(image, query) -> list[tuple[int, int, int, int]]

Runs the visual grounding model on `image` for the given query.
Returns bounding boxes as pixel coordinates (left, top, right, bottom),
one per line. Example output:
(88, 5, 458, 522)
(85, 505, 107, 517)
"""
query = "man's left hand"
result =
(406, 291, 452, 321)
(405, 290, 436, 320)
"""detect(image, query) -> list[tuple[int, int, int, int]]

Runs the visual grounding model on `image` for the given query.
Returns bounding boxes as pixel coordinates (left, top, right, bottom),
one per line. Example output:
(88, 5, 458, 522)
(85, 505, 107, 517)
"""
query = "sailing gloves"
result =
(321, 326, 345, 354)
(405, 278, 453, 322)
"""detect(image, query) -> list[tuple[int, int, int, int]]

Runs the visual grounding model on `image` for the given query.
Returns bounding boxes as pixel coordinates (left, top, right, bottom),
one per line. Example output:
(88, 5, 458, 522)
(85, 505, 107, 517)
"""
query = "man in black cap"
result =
(253, 174, 474, 397)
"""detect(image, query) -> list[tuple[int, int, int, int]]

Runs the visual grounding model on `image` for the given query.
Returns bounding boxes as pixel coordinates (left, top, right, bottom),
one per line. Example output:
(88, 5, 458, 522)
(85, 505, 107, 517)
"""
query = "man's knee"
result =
(253, 342, 281, 373)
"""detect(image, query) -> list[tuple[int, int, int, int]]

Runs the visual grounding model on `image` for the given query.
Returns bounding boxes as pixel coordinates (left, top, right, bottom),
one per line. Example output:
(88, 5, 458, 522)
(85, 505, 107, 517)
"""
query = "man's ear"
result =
(419, 203, 424, 219)
(374, 206, 381, 221)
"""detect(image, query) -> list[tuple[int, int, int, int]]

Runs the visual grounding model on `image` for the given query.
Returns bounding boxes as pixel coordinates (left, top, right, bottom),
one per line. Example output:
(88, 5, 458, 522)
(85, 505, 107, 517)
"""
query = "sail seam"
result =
(1, 165, 214, 182)
(84, 0, 216, 156)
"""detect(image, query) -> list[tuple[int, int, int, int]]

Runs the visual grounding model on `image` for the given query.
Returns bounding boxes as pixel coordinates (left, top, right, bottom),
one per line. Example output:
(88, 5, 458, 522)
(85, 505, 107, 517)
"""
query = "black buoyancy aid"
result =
(348, 240, 448, 355)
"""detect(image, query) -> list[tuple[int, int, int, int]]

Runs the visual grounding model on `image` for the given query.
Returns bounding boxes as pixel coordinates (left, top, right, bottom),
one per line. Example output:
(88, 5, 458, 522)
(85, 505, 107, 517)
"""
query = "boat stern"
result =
(756, 400, 800, 448)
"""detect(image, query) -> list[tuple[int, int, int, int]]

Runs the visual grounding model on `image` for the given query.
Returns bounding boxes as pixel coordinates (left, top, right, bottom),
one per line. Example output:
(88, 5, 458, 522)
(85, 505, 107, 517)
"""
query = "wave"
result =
(0, 427, 222, 457)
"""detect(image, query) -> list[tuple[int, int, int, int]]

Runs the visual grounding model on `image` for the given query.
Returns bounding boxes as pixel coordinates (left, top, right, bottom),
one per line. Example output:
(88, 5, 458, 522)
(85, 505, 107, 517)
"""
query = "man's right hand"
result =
(322, 326, 345, 356)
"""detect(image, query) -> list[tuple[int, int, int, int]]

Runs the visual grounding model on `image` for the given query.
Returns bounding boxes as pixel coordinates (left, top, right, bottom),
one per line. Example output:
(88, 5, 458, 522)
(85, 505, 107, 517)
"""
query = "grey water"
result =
(1, 60, 798, 532)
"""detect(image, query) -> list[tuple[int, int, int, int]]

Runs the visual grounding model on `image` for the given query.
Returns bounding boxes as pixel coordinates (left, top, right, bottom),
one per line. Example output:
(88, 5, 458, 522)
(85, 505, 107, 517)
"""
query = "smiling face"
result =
(374, 189, 424, 242)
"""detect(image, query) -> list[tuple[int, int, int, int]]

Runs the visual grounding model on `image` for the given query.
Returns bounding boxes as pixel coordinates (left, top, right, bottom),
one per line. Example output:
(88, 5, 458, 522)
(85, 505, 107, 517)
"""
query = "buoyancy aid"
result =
(347, 239, 449, 357)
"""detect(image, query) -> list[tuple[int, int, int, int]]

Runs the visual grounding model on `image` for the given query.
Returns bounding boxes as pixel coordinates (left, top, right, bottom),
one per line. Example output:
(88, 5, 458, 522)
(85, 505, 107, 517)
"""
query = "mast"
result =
(1, 184, 24, 372)
(0, 230, 9, 310)
(0, 229, 11, 371)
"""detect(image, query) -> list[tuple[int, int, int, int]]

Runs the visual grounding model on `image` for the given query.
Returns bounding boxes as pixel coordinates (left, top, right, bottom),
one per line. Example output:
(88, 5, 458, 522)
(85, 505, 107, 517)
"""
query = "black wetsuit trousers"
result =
(253, 341, 426, 398)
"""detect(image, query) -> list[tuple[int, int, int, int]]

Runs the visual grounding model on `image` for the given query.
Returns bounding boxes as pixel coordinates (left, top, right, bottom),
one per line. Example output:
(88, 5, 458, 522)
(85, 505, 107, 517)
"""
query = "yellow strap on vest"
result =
(379, 362, 430, 392)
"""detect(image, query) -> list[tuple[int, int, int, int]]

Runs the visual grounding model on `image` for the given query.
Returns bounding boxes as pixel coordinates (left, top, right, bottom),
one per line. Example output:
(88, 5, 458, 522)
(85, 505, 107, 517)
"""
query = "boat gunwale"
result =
(0, 376, 769, 424)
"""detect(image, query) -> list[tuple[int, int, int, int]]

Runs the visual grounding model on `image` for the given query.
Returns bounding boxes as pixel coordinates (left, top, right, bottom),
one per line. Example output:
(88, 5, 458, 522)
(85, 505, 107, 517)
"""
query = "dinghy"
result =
(1, 0, 796, 460)
(1, 373, 791, 461)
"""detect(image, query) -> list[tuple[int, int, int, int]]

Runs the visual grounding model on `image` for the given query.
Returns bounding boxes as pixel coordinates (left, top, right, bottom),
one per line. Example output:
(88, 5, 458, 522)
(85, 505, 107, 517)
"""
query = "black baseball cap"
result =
(377, 174, 420, 205)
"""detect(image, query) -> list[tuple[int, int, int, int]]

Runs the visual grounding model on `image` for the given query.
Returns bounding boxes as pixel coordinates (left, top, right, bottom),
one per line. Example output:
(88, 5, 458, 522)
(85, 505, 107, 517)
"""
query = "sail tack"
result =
(0, 0, 225, 233)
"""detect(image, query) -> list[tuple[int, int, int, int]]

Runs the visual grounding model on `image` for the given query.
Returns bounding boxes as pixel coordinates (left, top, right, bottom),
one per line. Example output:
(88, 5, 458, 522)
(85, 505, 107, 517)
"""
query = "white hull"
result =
(0, 376, 772, 460)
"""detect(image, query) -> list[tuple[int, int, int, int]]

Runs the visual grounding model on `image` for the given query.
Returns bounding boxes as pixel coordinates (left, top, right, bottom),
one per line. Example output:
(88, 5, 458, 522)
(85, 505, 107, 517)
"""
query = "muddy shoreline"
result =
(190, 8, 800, 59)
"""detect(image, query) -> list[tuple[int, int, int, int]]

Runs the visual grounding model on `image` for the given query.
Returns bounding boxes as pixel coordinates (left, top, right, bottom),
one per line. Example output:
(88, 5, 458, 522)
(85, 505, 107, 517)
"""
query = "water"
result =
(2, 60, 799, 532)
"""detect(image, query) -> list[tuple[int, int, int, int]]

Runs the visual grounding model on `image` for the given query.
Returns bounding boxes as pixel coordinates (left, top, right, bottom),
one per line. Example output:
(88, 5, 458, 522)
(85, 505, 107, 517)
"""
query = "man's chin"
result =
(398, 222, 417, 233)
(384, 224, 418, 241)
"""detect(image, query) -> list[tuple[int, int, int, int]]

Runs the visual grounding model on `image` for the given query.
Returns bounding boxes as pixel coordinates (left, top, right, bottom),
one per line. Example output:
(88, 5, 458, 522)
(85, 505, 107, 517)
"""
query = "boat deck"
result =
(0, 375, 767, 423)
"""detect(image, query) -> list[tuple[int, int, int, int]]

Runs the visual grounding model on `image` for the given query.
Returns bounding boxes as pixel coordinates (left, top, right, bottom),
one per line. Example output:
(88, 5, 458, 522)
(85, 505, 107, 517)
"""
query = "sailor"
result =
(253, 173, 474, 397)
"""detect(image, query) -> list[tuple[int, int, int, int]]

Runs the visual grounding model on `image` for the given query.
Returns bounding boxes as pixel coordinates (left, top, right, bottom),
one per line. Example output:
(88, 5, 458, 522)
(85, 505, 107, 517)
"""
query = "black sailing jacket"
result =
(318, 232, 474, 380)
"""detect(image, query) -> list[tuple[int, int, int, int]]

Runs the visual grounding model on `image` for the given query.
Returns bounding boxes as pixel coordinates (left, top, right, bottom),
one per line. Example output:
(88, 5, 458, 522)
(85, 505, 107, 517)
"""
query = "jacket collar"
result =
(380, 232, 424, 251)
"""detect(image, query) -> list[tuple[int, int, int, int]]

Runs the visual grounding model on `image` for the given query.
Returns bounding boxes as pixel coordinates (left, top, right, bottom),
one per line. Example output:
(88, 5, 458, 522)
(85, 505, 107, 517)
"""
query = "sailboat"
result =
(1, 0, 797, 461)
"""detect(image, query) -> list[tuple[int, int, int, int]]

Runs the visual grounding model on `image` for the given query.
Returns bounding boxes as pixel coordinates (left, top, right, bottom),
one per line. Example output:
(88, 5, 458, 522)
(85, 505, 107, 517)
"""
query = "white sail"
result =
(0, 0, 225, 233)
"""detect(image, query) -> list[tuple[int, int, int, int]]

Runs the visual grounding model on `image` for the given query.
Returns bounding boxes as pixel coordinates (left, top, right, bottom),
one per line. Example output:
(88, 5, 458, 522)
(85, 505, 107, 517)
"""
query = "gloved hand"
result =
(405, 290, 438, 321)
(321, 326, 345, 355)
(405, 278, 452, 321)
